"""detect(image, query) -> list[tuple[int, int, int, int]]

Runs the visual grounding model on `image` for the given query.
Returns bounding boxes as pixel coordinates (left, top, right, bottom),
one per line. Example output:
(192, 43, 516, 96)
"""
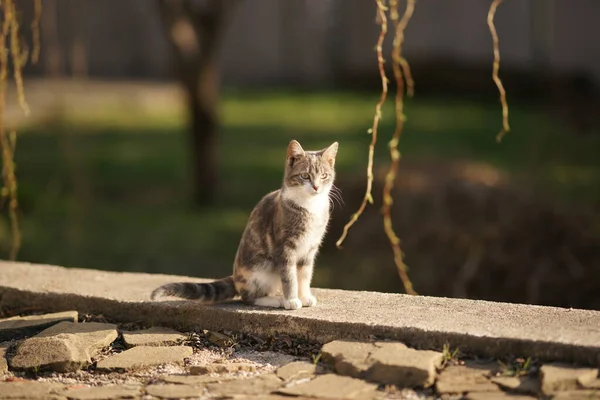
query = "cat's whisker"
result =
(329, 185, 344, 208)
(329, 191, 342, 203)
(328, 193, 343, 210)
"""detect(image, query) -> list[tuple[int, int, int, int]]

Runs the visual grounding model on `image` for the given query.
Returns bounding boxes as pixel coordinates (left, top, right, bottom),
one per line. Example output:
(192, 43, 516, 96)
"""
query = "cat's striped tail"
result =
(150, 276, 237, 303)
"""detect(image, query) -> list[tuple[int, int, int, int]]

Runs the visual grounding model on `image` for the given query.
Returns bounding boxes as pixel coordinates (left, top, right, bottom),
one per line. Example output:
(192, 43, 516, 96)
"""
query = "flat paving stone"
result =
(278, 374, 379, 399)
(10, 321, 117, 372)
(0, 311, 78, 342)
(236, 396, 323, 400)
(491, 375, 540, 395)
(145, 384, 204, 398)
(276, 361, 321, 381)
(121, 326, 186, 347)
(160, 374, 236, 385)
(321, 340, 378, 378)
(436, 361, 500, 394)
(322, 340, 442, 388)
(0, 381, 65, 399)
(57, 384, 142, 399)
(552, 391, 600, 400)
(96, 345, 192, 371)
(540, 363, 599, 394)
(206, 374, 283, 397)
(466, 393, 536, 400)
(580, 379, 600, 389)
(365, 343, 443, 387)
(190, 362, 256, 375)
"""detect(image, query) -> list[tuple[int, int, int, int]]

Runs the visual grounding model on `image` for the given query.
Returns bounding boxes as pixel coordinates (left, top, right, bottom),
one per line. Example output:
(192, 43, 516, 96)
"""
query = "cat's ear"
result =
(287, 140, 305, 166)
(322, 142, 339, 167)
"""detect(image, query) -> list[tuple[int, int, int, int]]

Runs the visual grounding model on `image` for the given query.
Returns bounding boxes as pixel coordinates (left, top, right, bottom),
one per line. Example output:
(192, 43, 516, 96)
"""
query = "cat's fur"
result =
(151, 140, 338, 309)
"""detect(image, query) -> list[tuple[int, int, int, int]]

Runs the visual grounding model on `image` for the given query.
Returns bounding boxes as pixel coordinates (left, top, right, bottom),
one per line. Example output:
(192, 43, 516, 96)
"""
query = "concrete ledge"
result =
(0, 261, 599, 366)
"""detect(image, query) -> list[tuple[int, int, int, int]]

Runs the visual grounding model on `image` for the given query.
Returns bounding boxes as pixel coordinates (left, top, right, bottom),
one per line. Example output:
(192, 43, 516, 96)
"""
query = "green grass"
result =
(3, 88, 600, 287)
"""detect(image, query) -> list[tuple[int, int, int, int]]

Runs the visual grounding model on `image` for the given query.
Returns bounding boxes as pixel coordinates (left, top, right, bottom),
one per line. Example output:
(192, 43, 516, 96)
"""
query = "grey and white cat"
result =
(151, 140, 339, 309)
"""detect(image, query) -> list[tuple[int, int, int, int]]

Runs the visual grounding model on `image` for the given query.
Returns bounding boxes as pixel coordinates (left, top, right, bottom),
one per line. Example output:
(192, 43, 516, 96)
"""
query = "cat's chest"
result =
(295, 209, 329, 253)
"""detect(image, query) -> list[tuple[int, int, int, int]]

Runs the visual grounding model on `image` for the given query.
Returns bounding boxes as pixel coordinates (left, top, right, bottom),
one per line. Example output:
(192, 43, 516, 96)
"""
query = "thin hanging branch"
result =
(336, 0, 388, 249)
(487, 0, 510, 142)
(31, 0, 42, 64)
(0, 0, 36, 260)
(382, 0, 417, 295)
(8, 0, 29, 115)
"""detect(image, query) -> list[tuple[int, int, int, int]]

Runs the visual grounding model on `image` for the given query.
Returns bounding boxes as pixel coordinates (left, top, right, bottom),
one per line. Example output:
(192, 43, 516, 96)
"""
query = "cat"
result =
(151, 140, 339, 310)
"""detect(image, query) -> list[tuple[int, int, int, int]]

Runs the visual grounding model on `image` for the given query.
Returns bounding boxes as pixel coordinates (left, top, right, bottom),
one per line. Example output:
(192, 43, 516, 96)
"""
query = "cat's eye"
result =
(321, 173, 329, 179)
(300, 173, 310, 180)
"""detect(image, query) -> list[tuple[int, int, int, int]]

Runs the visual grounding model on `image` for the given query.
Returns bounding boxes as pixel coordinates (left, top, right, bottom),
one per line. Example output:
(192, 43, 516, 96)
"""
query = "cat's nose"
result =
(312, 184, 319, 192)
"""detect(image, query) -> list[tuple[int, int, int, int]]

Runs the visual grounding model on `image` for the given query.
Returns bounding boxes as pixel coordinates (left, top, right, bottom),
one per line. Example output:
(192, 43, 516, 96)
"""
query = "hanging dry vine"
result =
(337, 0, 511, 295)
(31, 0, 42, 64)
(488, 0, 510, 142)
(382, 0, 417, 295)
(0, 0, 40, 260)
(335, 0, 388, 249)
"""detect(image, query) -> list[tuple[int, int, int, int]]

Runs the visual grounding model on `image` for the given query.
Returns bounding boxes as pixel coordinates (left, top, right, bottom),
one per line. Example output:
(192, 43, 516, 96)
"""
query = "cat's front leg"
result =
(281, 260, 302, 310)
(298, 263, 317, 307)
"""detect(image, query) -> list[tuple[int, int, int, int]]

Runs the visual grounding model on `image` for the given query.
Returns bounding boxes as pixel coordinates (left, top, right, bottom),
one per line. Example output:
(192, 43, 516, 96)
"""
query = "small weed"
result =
(311, 352, 322, 365)
(498, 357, 532, 377)
(442, 342, 460, 366)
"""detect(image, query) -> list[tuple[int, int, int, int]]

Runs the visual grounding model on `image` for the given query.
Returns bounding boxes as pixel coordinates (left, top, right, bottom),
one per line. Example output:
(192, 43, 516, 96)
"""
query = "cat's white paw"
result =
(300, 295, 317, 307)
(283, 298, 303, 310)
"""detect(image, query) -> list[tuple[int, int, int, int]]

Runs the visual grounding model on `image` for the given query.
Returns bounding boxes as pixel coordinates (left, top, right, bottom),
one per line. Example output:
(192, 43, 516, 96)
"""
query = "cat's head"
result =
(283, 140, 338, 201)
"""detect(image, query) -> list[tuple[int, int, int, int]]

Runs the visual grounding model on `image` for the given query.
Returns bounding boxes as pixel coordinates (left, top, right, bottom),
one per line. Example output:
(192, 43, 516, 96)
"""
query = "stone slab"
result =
(190, 362, 256, 375)
(1, 261, 600, 365)
(57, 385, 143, 400)
(321, 340, 442, 387)
(321, 340, 378, 378)
(0, 381, 65, 399)
(466, 393, 536, 400)
(436, 361, 500, 394)
(121, 326, 186, 347)
(0, 311, 78, 342)
(276, 361, 321, 381)
(540, 363, 599, 394)
(491, 375, 540, 395)
(552, 391, 600, 400)
(96, 345, 193, 370)
(10, 321, 118, 372)
(278, 374, 379, 399)
(366, 343, 443, 387)
(206, 374, 283, 397)
(580, 379, 600, 389)
(160, 374, 236, 385)
(145, 384, 204, 398)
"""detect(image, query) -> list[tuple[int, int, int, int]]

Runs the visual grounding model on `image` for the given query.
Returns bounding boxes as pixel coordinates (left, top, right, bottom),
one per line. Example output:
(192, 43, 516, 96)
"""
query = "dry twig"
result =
(487, 0, 510, 142)
(31, 0, 42, 64)
(336, 0, 389, 249)
(0, 0, 35, 259)
(382, 0, 417, 295)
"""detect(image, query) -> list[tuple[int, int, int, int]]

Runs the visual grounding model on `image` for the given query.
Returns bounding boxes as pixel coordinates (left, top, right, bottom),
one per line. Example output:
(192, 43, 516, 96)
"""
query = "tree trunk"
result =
(186, 56, 219, 205)
(157, 0, 236, 206)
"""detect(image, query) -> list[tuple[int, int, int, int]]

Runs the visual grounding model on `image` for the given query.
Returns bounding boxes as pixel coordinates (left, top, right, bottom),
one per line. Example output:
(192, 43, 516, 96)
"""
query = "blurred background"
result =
(3, 0, 600, 310)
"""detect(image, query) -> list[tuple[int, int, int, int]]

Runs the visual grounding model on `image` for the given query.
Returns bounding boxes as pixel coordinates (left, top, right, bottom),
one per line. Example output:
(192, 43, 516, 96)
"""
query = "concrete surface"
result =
(1, 261, 599, 366)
